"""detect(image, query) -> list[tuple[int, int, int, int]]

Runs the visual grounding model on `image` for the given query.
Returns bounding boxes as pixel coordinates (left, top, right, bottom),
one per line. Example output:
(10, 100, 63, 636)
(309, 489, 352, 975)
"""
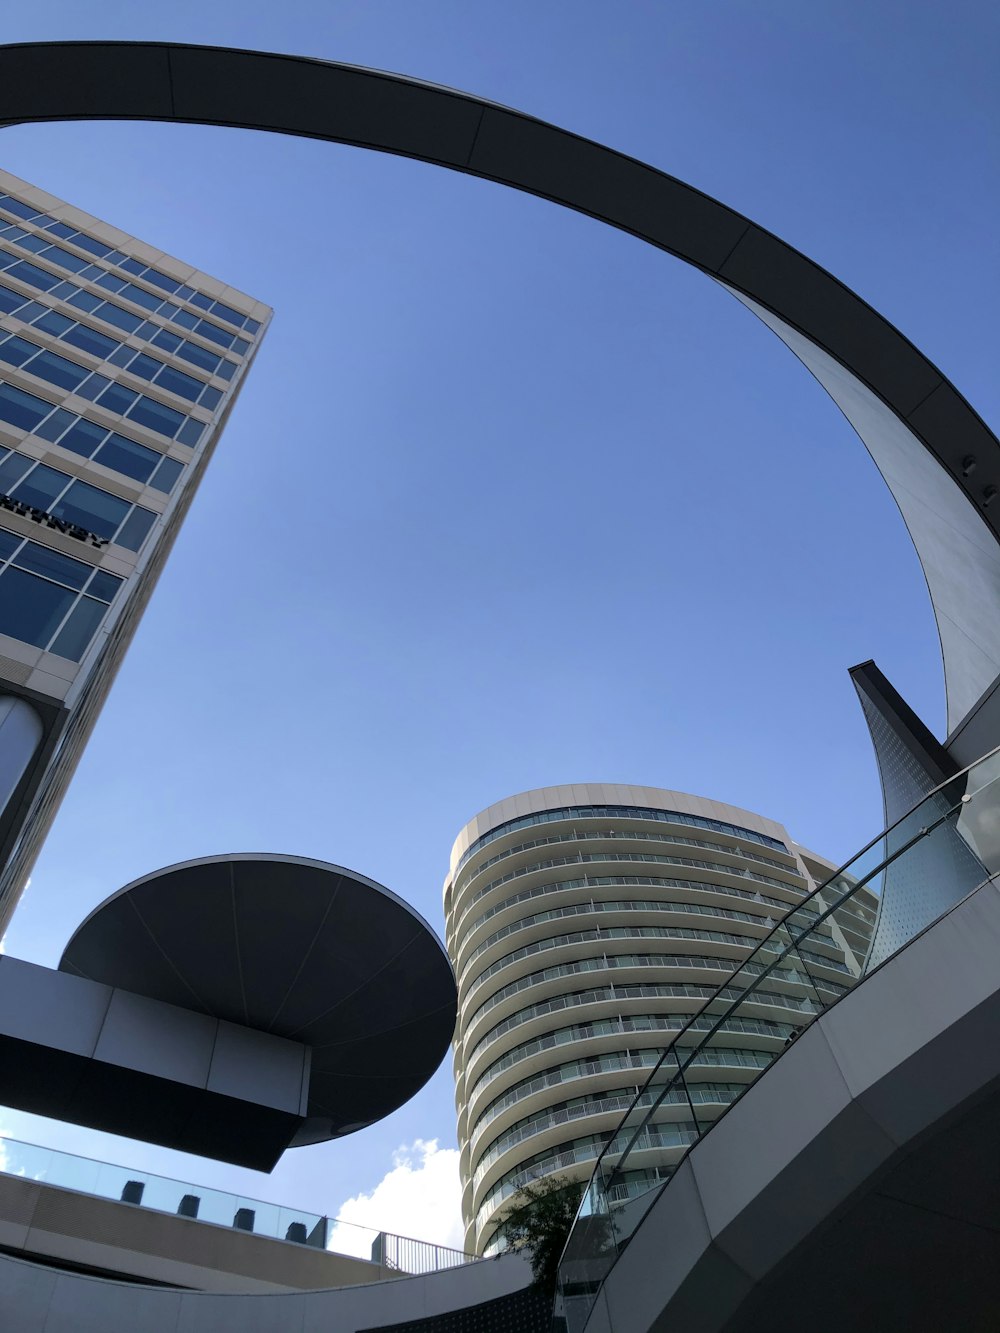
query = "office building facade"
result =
(445, 784, 876, 1254)
(0, 169, 269, 930)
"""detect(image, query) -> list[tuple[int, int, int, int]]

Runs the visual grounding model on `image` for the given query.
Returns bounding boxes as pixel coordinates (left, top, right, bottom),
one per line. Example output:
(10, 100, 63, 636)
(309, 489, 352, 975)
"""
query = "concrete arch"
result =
(0, 41, 997, 733)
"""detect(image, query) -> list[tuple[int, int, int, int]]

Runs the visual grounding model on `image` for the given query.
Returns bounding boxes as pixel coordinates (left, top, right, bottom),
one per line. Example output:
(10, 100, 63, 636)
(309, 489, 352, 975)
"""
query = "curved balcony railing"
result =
(556, 745, 1000, 1332)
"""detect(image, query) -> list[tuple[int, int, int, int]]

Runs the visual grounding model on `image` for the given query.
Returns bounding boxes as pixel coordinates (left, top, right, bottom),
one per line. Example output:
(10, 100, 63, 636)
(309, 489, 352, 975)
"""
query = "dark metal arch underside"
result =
(0, 40, 997, 734)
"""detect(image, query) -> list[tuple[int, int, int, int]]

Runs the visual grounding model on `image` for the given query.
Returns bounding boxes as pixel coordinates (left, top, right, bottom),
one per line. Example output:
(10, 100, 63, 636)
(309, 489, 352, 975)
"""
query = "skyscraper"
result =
(0, 168, 270, 931)
(444, 783, 876, 1254)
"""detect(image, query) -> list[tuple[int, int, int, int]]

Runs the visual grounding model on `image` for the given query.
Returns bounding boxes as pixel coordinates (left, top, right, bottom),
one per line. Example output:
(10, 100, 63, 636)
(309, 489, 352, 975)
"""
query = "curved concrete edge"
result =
(0, 1245, 533, 1332)
(0, 41, 998, 737)
(586, 874, 1000, 1333)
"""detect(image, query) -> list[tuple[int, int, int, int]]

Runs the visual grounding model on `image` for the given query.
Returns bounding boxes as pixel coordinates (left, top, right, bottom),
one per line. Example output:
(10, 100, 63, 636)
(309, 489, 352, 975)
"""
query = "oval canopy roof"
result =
(60, 854, 457, 1146)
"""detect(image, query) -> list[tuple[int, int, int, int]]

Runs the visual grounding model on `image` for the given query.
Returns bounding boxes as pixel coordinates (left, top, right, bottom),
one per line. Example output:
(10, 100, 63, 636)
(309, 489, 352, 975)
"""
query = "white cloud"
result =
(329, 1139, 465, 1261)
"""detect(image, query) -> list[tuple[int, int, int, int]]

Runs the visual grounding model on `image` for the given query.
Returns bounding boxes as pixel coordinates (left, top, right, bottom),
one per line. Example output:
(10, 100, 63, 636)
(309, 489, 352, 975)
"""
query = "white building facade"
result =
(445, 783, 876, 1254)
(0, 169, 270, 930)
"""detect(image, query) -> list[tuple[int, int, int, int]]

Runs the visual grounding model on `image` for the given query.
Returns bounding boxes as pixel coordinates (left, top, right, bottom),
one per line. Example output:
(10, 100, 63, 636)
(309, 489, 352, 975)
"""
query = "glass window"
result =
(113, 505, 156, 552)
(62, 325, 119, 360)
(0, 382, 51, 431)
(158, 302, 180, 321)
(56, 419, 107, 457)
(0, 285, 24, 315)
(175, 341, 217, 373)
(45, 222, 76, 240)
(29, 350, 90, 391)
(71, 234, 112, 259)
(74, 373, 111, 402)
(49, 596, 107, 662)
(190, 292, 212, 311)
(127, 396, 184, 438)
(154, 365, 201, 401)
(33, 408, 76, 444)
(67, 290, 102, 314)
(172, 309, 198, 331)
(96, 382, 138, 415)
(0, 567, 75, 649)
(33, 310, 74, 338)
(232, 338, 250, 356)
(198, 385, 223, 412)
(96, 273, 126, 294)
(107, 345, 134, 368)
(51, 480, 128, 539)
(128, 353, 161, 381)
(0, 529, 20, 561)
(96, 302, 142, 334)
(14, 235, 48, 255)
(244, 319, 261, 335)
(144, 269, 179, 294)
(121, 283, 160, 313)
(93, 434, 158, 484)
(120, 258, 145, 277)
(86, 569, 121, 602)
(216, 360, 236, 383)
(194, 320, 232, 349)
(12, 542, 90, 589)
(176, 285, 194, 301)
(151, 329, 182, 354)
(0, 453, 34, 490)
(210, 300, 244, 327)
(0, 198, 41, 221)
(149, 455, 183, 494)
(5, 261, 59, 292)
(13, 464, 69, 511)
(0, 336, 38, 367)
(42, 245, 90, 274)
(176, 418, 204, 447)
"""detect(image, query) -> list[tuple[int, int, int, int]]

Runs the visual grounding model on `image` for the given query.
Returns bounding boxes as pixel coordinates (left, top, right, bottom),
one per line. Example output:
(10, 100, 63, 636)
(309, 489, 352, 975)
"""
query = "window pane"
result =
(6, 261, 59, 292)
(190, 292, 212, 311)
(195, 320, 232, 349)
(96, 382, 138, 415)
(149, 455, 183, 493)
(244, 319, 261, 335)
(198, 385, 222, 411)
(154, 366, 201, 401)
(45, 222, 75, 240)
(0, 285, 24, 315)
(107, 345, 134, 368)
(144, 269, 179, 294)
(49, 595, 106, 661)
(151, 329, 182, 354)
(0, 529, 21, 562)
(33, 310, 74, 337)
(0, 453, 34, 490)
(0, 382, 50, 431)
(86, 570, 122, 602)
(120, 258, 145, 277)
(93, 433, 158, 483)
(0, 336, 38, 367)
(175, 341, 217, 373)
(128, 353, 161, 381)
(0, 566, 75, 648)
(96, 303, 142, 334)
(51, 480, 129, 539)
(176, 418, 204, 447)
(172, 309, 198, 330)
(216, 360, 236, 382)
(210, 300, 244, 327)
(12, 541, 90, 589)
(127, 396, 184, 438)
(0, 198, 41, 221)
(63, 325, 119, 360)
(14, 235, 47, 255)
(33, 408, 77, 444)
(121, 283, 161, 312)
(42, 245, 90, 274)
(232, 338, 250, 357)
(72, 233, 113, 259)
(13, 463, 69, 510)
(113, 505, 156, 552)
(67, 290, 102, 313)
(96, 273, 126, 293)
(29, 349, 90, 391)
(54, 419, 106, 457)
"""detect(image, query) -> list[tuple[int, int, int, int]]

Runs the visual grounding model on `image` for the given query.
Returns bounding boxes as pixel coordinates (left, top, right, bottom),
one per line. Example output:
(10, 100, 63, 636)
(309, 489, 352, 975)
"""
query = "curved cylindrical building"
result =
(444, 784, 874, 1254)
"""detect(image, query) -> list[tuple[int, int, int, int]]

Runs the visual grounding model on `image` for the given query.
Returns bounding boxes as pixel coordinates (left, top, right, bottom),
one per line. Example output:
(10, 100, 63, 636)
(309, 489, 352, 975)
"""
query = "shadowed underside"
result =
(0, 41, 997, 738)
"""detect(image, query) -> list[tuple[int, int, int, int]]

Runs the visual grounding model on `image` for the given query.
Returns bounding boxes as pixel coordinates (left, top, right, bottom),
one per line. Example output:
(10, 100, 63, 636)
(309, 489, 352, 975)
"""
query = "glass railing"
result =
(556, 746, 1000, 1332)
(0, 1136, 476, 1277)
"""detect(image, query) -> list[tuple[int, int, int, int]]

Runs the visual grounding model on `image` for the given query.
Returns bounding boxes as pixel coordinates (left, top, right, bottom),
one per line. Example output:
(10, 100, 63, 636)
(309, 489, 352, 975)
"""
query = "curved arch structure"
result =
(0, 41, 998, 737)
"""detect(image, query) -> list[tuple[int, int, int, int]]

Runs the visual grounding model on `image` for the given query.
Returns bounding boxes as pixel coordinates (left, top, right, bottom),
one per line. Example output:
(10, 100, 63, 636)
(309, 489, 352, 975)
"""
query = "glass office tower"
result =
(444, 784, 876, 1254)
(0, 168, 270, 932)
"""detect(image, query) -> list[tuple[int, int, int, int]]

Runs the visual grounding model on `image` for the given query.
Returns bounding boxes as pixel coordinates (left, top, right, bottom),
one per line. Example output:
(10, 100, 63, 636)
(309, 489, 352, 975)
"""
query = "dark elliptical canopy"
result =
(59, 854, 457, 1146)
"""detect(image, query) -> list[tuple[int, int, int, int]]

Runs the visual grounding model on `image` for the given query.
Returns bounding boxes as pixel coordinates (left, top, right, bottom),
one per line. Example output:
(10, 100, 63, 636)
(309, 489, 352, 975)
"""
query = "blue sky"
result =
(0, 0, 995, 1246)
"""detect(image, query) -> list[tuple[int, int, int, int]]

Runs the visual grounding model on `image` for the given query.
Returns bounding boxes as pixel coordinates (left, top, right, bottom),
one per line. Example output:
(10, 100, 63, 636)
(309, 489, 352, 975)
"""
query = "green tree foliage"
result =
(495, 1175, 585, 1295)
